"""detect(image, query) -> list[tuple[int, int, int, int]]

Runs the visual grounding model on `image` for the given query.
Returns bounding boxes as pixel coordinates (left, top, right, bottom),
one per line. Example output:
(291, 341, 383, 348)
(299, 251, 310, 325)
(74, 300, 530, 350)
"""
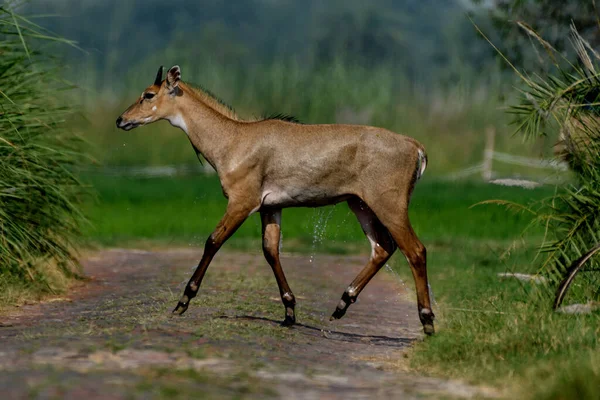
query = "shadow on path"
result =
(218, 315, 415, 348)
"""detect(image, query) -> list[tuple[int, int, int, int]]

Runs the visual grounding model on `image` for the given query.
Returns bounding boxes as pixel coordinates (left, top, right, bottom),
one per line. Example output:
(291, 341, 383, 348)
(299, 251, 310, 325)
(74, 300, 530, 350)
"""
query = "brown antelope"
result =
(116, 65, 435, 335)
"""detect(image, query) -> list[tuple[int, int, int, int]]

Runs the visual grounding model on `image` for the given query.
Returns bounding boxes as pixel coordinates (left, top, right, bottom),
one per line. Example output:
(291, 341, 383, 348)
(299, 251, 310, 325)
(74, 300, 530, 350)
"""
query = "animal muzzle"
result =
(116, 116, 139, 131)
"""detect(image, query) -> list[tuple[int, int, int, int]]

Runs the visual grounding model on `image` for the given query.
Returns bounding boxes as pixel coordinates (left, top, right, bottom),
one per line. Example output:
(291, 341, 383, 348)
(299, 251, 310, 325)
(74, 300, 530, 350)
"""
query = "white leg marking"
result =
(353, 205, 378, 258)
(346, 286, 357, 297)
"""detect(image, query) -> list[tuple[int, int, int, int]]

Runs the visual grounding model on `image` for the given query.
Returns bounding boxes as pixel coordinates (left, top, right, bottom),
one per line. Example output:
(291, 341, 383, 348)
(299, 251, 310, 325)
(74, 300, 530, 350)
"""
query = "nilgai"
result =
(116, 65, 435, 334)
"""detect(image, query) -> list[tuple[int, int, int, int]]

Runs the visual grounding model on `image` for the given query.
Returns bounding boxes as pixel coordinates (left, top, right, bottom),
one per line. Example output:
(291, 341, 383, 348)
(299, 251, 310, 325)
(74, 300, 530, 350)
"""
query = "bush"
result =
(485, 22, 600, 306)
(0, 6, 87, 300)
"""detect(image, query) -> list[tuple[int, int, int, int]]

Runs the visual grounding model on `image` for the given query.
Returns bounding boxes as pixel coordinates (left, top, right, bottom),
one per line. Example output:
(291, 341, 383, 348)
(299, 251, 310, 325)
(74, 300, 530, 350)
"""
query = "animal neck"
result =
(166, 83, 239, 172)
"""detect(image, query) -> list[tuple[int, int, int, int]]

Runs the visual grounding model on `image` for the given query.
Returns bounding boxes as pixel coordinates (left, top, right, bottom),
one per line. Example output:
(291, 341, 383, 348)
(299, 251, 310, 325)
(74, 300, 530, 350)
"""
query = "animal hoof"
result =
(330, 298, 349, 321)
(172, 302, 188, 315)
(330, 308, 346, 321)
(281, 315, 295, 327)
(423, 323, 435, 336)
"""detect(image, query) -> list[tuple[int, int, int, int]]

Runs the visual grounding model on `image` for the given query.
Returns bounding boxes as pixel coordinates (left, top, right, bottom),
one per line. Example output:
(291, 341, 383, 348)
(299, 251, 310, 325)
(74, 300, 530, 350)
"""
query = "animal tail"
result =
(416, 148, 427, 181)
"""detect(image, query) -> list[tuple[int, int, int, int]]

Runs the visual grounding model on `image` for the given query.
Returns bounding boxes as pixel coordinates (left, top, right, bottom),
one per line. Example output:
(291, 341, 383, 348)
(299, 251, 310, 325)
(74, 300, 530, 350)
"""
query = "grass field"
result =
(80, 173, 599, 398)
(81, 174, 550, 249)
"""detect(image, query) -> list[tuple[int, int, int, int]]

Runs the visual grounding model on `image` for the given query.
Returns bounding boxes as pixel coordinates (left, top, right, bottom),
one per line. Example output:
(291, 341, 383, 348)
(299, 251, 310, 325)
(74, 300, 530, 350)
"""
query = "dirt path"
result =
(0, 249, 489, 399)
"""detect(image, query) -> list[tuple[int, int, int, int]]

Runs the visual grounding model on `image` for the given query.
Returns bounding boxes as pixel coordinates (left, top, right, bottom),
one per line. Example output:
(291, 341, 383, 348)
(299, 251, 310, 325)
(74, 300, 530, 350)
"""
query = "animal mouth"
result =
(119, 121, 140, 131)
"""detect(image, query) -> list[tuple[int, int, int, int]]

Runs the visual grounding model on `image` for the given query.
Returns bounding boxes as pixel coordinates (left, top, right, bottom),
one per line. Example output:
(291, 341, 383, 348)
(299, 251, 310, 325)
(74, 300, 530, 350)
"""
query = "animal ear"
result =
(154, 65, 163, 86)
(166, 65, 181, 91)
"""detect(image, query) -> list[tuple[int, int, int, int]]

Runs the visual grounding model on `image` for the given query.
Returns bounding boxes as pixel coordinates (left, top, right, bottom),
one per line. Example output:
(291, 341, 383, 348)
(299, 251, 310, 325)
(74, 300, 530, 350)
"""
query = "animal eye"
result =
(143, 92, 155, 100)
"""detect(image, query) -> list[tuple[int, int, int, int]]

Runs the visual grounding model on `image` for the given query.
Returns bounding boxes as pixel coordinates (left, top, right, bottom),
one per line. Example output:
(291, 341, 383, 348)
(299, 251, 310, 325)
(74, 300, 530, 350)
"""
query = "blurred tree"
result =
(474, 0, 600, 70)
(313, 7, 406, 66)
(24, 0, 499, 89)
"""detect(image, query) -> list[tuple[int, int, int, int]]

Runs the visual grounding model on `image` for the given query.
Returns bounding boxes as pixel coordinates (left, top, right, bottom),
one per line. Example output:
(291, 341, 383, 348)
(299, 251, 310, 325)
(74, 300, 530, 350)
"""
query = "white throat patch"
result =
(168, 114, 189, 135)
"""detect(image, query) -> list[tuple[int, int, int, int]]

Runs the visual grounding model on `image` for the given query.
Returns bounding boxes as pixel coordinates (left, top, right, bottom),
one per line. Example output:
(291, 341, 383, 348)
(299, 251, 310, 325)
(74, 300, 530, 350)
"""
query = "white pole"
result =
(482, 126, 495, 181)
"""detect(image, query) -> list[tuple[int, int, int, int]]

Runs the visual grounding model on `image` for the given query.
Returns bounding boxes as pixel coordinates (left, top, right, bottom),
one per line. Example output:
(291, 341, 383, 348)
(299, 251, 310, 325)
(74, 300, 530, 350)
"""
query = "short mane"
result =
(183, 82, 242, 121)
(262, 113, 302, 124)
(183, 82, 301, 124)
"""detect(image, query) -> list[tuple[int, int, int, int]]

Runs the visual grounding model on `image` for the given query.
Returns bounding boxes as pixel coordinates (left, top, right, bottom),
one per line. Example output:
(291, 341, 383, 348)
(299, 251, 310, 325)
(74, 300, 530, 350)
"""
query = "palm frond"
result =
(494, 22, 600, 305)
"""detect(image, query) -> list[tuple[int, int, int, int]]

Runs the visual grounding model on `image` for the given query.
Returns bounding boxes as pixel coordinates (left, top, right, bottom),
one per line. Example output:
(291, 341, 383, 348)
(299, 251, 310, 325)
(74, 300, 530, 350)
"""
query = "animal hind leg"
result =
(367, 197, 435, 335)
(394, 223, 434, 335)
(330, 198, 397, 320)
(261, 209, 296, 326)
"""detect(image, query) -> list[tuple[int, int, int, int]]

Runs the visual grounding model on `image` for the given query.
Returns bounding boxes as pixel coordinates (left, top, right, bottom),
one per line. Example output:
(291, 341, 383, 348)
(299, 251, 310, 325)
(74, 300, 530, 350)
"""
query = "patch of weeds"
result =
(193, 267, 326, 330)
(0, 272, 76, 312)
(135, 368, 276, 399)
(104, 337, 129, 353)
(192, 317, 298, 343)
(183, 344, 207, 360)
(80, 343, 99, 354)
(293, 305, 324, 327)
(20, 343, 41, 355)
(26, 368, 72, 399)
(526, 355, 600, 400)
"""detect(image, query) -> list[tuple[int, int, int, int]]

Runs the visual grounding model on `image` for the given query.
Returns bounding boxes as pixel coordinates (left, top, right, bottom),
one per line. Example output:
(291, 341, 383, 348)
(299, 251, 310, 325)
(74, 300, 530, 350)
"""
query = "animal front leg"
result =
(172, 201, 256, 315)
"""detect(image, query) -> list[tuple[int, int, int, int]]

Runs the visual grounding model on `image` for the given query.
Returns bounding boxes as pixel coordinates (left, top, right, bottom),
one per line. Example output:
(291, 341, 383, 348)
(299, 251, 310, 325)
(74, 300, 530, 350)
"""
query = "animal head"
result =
(116, 65, 182, 130)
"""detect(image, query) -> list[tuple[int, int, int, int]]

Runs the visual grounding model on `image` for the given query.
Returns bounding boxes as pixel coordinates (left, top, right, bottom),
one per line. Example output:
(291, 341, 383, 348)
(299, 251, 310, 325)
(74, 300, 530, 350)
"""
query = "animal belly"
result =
(261, 187, 349, 208)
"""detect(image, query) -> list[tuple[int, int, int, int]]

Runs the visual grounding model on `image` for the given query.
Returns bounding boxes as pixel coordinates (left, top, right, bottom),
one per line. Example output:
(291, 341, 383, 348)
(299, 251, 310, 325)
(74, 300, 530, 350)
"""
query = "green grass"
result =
(398, 237, 600, 397)
(0, 7, 87, 306)
(81, 174, 553, 251)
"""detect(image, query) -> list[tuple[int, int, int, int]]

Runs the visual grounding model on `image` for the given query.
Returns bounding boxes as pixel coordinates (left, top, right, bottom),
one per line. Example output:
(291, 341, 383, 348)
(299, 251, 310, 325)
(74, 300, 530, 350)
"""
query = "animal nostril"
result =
(116, 116, 123, 127)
